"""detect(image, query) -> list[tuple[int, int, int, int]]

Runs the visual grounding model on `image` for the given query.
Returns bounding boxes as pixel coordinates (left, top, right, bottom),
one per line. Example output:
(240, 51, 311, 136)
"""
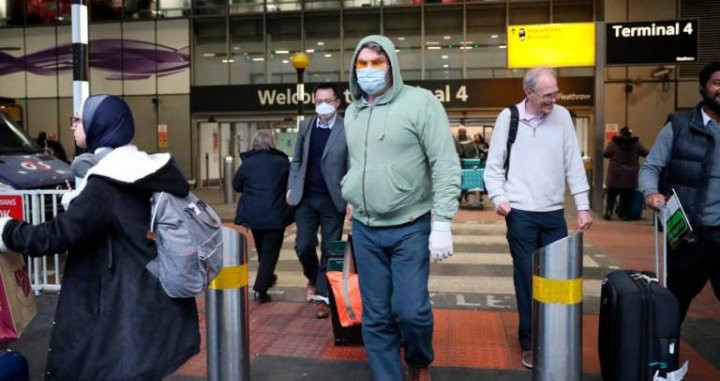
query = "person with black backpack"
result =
(483, 67, 593, 369)
(0, 95, 199, 381)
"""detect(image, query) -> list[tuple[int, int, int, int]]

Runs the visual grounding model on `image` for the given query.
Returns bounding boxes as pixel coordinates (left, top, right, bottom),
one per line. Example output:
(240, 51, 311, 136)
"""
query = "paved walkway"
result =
(9, 187, 720, 380)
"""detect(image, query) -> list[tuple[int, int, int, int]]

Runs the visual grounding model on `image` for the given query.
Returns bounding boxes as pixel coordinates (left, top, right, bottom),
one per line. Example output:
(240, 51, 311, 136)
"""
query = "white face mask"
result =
(315, 102, 336, 117)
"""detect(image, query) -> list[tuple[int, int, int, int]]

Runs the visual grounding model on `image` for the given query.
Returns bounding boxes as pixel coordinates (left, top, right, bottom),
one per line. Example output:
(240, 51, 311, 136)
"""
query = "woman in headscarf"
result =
(0, 95, 199, 381)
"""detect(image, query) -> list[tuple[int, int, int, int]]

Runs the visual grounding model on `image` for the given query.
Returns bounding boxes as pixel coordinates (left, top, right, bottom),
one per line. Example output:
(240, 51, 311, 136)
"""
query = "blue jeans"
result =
(352, 213, 433, 381)
(294, 194, 345, 297)
(505, 209, 567, 351)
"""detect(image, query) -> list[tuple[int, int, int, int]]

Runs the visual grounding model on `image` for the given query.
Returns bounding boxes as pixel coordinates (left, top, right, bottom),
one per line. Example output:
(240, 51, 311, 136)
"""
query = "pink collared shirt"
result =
(516, 99, 546, 128)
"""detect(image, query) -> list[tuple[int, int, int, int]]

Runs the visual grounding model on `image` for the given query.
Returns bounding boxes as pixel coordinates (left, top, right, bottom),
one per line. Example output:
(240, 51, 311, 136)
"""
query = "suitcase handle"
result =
(653, 208, 669, 287)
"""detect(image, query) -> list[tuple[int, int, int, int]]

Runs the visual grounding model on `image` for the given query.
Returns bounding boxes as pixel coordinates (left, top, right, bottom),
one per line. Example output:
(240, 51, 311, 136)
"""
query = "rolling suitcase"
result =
(598, 211, 682, 381)
(0, 349, 29, 381)
(327, 239, 363, 346)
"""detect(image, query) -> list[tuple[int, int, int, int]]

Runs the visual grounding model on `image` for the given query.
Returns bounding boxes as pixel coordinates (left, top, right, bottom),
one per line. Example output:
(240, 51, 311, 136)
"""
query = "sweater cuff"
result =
(573, 191, 590, 211)
(642, 188, 659, 199)
(491, 195, 509, 210)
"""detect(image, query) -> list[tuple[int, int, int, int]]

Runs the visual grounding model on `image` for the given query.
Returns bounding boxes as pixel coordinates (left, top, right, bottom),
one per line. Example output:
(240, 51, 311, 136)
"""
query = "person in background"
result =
(454, 127, 478, 159)
(47, 132, 70, 163)
(602, 126, 648, 220)
(473, 133, 489, 159)
(0, 94, 199, 381)
(233, 130, 293, 304)
(286, 83, 349, 319)
(342, 35, 460, 381)
(639, 61, 720, 323)
(483, 67, 593, 369)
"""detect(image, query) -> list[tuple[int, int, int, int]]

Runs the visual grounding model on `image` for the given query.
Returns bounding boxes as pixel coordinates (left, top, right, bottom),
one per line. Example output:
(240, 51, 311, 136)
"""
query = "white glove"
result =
(0, 217, 11, 252)
(429, 221, 453, 262)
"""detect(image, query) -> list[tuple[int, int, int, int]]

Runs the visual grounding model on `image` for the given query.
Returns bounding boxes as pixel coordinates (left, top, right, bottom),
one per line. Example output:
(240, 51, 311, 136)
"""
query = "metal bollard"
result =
(207, 227, 250, 381)
(532, 233, 583, 381)
(223, 155, 235, 204)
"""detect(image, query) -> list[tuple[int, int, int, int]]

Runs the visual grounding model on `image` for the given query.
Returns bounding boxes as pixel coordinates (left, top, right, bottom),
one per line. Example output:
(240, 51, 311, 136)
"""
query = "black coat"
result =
(2, 148, 199, 381)
(233, 148, 292, 229)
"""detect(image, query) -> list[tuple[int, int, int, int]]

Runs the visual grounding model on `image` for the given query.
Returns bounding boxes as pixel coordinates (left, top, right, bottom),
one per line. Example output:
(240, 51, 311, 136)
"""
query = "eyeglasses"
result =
(355, 59, 387, 70)
(531, 89, 561, 101)
(69, 116, 81, 129)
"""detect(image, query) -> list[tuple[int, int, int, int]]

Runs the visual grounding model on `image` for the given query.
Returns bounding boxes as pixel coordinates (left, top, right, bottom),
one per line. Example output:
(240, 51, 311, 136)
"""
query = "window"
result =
(267, 12, 301, 83)
(193, 18, 229, 85)
(229, 0, 263, 14)
(466, 3, 506, 78)
(425, 5, 462, 79)
(230, 14, 265, 84)
(305, 11, 341, 82)
(384, 6, 421, 80)
(193, 0, 226, 16)
(343, 7, 380, 71)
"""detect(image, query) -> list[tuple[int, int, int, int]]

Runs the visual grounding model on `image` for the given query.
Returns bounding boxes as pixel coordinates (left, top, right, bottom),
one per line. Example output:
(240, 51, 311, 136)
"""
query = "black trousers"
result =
(668, 229, 720, 322)
(606, 187, 634, 218)
(251, 228, 285, 293)
(294, 194, 345, 298)
(505, 209, 568, 350)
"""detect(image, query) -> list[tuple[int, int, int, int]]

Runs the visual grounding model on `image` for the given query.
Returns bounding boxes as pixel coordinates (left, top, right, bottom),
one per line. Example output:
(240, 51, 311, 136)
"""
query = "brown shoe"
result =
(521, 350, 533, 369)
(407, 366, 431, 381)
(315, 303, 330, 319)
(305, 283, 317, 302)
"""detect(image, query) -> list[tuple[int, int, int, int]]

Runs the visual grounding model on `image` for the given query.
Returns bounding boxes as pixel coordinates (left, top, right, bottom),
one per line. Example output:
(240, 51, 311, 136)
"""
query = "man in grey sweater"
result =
(484, 67, 593, 369)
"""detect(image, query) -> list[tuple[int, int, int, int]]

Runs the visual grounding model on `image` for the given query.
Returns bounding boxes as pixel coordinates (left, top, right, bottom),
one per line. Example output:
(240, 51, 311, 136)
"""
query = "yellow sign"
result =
(532, 275, 583, 305)
(507, 22, 595, 68)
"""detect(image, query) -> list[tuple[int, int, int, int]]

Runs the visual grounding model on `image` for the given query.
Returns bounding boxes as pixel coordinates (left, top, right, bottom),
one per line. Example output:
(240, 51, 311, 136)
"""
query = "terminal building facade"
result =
(0, 0, 717, 209)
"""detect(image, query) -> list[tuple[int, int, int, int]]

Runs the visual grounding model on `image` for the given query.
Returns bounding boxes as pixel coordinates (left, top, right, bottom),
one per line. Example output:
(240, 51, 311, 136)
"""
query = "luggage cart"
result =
(460, 159, 485, 209)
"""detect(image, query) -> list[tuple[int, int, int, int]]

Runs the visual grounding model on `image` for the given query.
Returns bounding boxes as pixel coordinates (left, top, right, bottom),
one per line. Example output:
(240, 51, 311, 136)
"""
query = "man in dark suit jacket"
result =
(287, 83, 349, 319)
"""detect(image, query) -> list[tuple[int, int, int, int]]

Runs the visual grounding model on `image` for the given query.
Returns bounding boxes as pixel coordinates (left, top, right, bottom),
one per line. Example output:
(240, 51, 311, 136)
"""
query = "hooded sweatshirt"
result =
(342, 35, 461, 227)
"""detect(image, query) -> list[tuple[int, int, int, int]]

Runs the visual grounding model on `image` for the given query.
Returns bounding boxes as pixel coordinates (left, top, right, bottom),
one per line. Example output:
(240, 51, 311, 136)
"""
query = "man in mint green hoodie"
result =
(341, 35, 461, 381)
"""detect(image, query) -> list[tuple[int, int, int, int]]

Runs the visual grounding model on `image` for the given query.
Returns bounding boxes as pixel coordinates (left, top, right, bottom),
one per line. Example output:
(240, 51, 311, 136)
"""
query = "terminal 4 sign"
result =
(606, 20, 698, 65)
(191, 77, 594, 114)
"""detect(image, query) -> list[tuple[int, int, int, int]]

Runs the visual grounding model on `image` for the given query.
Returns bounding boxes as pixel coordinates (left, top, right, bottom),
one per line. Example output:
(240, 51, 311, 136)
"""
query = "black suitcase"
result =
(598, 212, 681, 381)
(0, 349, 29, 381)
(327, 238, 363, 346)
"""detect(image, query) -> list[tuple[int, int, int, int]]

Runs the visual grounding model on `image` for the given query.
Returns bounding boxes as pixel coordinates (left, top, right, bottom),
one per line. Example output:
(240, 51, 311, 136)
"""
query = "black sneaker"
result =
(253, 291, 271, 304)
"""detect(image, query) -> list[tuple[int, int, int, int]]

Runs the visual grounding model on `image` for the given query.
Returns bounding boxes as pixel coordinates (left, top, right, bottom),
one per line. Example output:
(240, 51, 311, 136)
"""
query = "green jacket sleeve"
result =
(419, 94, 461, 222)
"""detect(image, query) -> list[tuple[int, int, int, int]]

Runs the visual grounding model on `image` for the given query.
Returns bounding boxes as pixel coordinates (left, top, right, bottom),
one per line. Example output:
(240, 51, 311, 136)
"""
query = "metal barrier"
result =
(0, 190, 68, 295)
(223, 155, 235, 204)
(532, 233, 583, 381)
(207, 227, 250, 381)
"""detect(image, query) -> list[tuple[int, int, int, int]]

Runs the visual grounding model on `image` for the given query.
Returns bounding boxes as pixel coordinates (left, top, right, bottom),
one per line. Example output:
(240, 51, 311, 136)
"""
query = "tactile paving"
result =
(264, 334, 332, 358)
(321, 345, 367, 361)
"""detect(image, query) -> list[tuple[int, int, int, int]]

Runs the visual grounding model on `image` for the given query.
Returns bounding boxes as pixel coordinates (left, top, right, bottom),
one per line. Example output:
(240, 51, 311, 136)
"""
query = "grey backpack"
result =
(146, 191, 223, 298)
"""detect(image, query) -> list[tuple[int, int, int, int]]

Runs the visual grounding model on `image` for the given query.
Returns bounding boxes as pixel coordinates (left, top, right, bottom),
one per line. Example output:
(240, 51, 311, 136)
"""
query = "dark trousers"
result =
(606, 187, 634, 218)
(668, 229, 720, 322)
(505, 209, 568, 351)
(352, 214, 433, 381)
(294, 194, 345, 297)
(251, 228, 285, 293)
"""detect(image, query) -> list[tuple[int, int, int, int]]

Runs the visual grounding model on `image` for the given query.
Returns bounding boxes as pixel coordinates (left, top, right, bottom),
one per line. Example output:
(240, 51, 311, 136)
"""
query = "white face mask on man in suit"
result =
(315, 102, 336, 118)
